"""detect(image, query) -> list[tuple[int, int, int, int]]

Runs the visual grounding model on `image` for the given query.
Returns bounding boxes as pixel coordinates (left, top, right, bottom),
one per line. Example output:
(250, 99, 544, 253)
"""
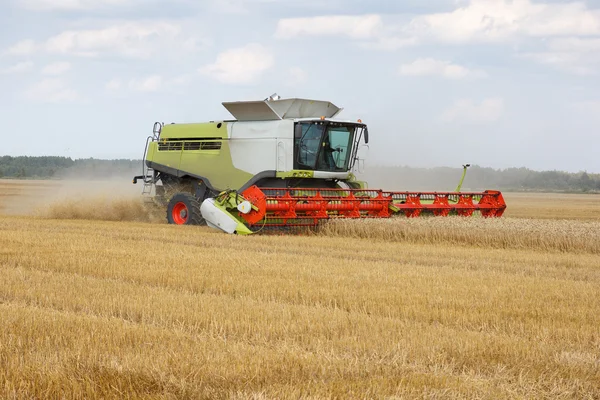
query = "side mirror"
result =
(353, 144, 369, 174)
(363, 127, 369, 144)
(357, 158, 366, 174)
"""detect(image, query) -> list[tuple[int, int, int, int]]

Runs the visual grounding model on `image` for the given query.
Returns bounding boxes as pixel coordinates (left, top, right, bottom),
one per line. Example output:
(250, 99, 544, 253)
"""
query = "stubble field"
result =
(0, 179, 599, 399)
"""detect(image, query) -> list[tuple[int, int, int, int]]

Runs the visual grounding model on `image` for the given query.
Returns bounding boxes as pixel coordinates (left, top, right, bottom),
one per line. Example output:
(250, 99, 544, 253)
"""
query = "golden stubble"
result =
(1, 214, 599, 399)
(320, 217, 600, 254)
(1, 181, 600, 398)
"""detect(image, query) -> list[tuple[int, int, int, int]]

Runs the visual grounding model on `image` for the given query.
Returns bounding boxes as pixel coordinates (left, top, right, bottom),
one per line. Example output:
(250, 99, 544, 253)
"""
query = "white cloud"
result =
(41, 61, 71, 75)
(276, 15, 383, 39)
(207, 0, 250, 14)
(441, 98, 504, 123)
(105, 74, 190, 94)
(273, 1, 600, 77)
(360, 36, 418, 51)
(23, 79, 78, 103)
(286, 67, 308, 86)
(548, 37, 600, 53)
(276, 1, 600, 51)
(105, 79, 122, 91)
(3, 22, 204, 59)
(406, 0, 600, 44)
(522, 52, 592, 75)
(44, 22, 184, 57)
(199, 43, 274, 84)
(206, 0, 294, 14)
(522, 37, 600, 75)
(0, 61, 34, 74)
(522, 2, 600, 37)
(276, 14, 418, 51)
(128, 75, 162, 92)
(398, 58, 486, 79)
(6, 39, 36, 56)
(170, 74, 193, 86)
(19, 0, 133, 11)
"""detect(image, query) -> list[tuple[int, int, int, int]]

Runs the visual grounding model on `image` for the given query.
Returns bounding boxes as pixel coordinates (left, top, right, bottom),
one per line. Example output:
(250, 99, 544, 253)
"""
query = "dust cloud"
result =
(0, 176, 164, 223)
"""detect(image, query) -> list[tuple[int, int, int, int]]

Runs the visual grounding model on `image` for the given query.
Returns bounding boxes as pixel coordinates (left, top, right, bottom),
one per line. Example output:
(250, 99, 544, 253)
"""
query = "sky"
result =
(1, 0, 600, 173)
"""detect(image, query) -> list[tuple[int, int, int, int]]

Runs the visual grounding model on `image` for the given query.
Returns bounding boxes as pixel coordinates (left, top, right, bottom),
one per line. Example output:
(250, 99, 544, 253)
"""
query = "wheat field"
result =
(1, 179, 599, 399)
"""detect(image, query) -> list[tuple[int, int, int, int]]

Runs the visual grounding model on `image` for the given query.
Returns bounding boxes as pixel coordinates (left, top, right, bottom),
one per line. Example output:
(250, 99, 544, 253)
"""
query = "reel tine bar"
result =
(240, 186, 506, 227)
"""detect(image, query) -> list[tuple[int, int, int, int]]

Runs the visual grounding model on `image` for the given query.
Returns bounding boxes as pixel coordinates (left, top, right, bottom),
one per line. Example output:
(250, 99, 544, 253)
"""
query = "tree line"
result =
(361, 165, 600, 193)
(0, 156, 598, 193)
(0, 156, 143, 180)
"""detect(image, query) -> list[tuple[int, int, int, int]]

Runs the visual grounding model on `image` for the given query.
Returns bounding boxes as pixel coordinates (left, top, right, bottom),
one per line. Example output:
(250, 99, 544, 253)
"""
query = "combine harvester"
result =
(134, 95, 506, 234)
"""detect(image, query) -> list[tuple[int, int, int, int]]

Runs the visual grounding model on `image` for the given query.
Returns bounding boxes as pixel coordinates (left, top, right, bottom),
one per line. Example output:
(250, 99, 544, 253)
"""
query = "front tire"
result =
(166, 193, 203, 225)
